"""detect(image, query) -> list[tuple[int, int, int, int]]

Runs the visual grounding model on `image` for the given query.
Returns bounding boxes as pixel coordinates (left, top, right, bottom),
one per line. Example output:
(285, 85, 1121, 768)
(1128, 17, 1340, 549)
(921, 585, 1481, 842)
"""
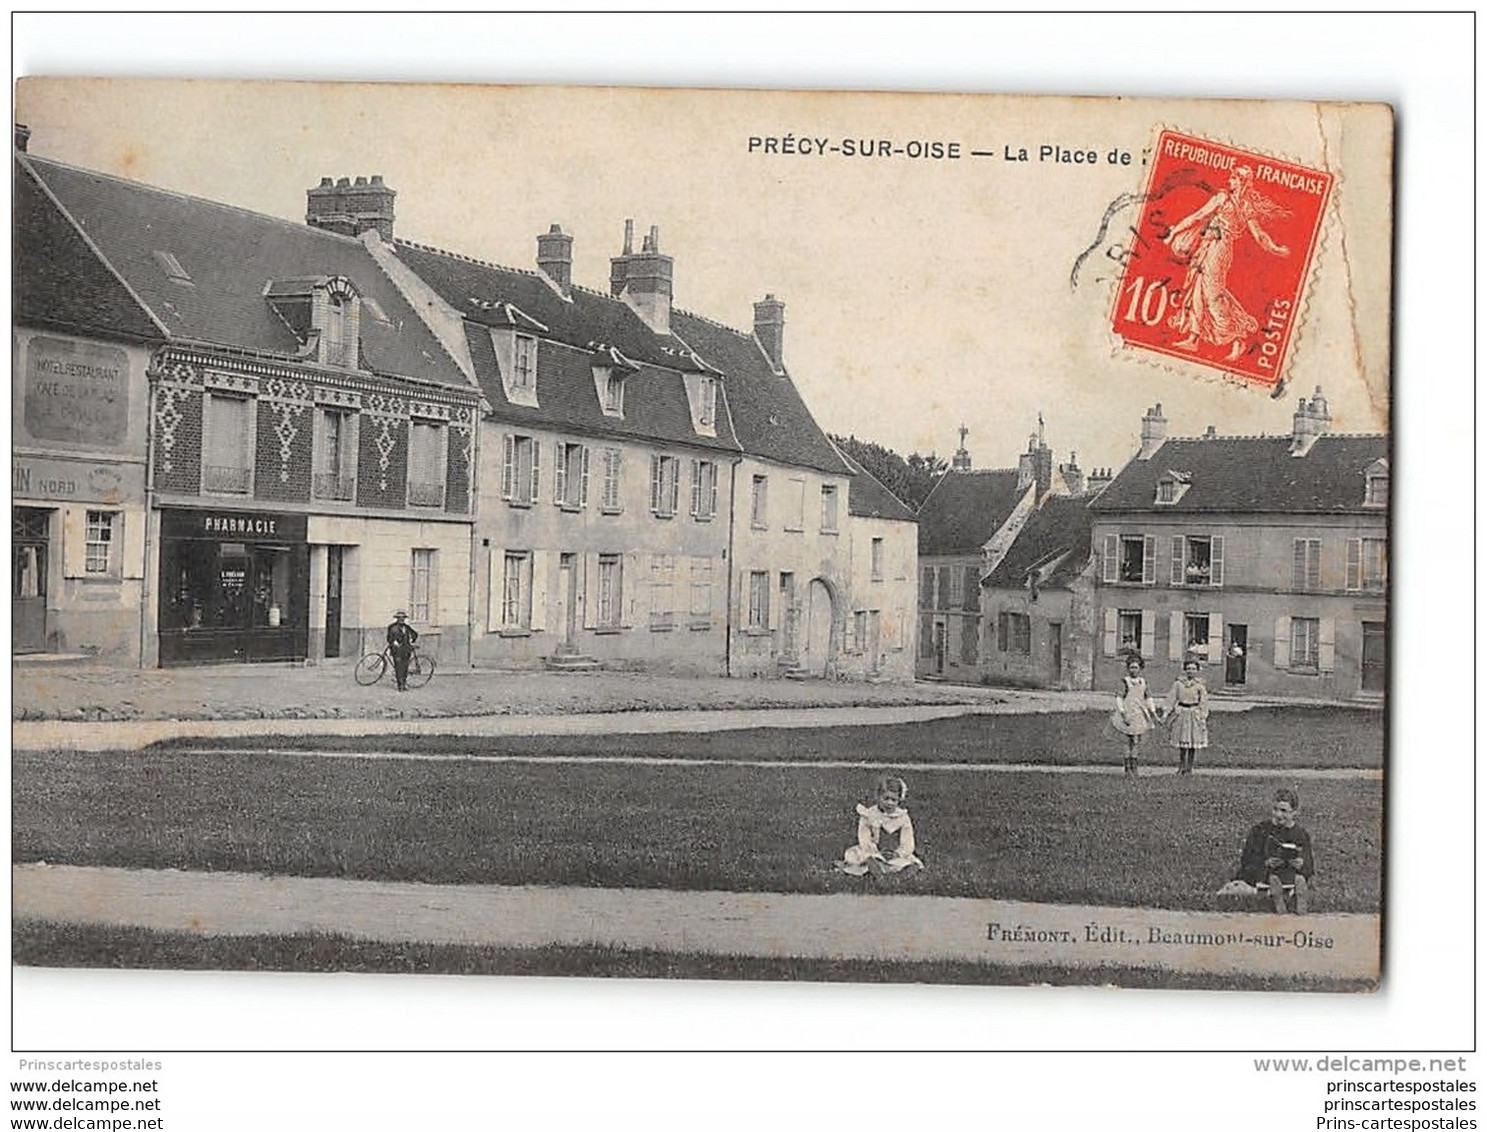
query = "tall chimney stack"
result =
(306, 174, 396, 241)
(1290, 385, 1331, 456)
(536, 224, 574, 297)
(1138, 403, 1168, 460)
(610, 219, 674, 335)
(753, 294, 786, 372)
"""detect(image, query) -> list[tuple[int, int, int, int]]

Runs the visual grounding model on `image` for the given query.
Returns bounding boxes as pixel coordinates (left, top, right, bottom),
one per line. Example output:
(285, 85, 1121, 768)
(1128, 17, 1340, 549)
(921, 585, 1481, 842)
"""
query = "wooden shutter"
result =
(1102, 534, 1118, 583)
(582, 553, 599, 628)
(690, 460, 701, 516)
(1103, 607, 1118, 657)
(668, 460, 680, 515)
(622, 552, 639, 627)
(650, 455, 661, 512)
(122, 511, 145, 579)
(1292, 539, 1307, 589)
(708, 464, 718, 518)
(1274, 615, 1291, 669)
(501, 435, 515, 499)
(579, 446, 590, 507)
(61, 507, 86, 577)
(528, 440, 540, 504)
(1210, 536, 1225, 587)
(1318, 617, 1336, 673)
(1168, 610, 1184, 661)
(1142, 536, 1156, 584)
(1170, 536, 1184, 586)
(1208, 613, 1224, 663)
(554, 441, 567, 504)
(530, 550, 551, 633)
(1140, 611, 1155, 661)
(485, 546, 501, 631)
(1345, 538, 1361, 591)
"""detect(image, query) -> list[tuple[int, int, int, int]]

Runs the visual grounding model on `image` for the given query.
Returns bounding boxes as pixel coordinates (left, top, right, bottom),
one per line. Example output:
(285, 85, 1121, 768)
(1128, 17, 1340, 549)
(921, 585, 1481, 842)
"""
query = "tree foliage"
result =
(830, 434, 949, 511)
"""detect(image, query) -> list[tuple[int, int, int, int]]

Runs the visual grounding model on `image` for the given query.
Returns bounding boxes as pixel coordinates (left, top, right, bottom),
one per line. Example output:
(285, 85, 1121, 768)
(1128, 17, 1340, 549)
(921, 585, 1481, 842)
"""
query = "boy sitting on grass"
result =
(1224, 788, 1315, 914)
(836, 774, 923, 877)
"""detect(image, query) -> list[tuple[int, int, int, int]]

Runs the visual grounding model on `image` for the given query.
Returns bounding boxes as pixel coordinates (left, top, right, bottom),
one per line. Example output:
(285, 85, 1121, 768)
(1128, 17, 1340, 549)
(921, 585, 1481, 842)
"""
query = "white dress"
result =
(838, 803, 923, 875)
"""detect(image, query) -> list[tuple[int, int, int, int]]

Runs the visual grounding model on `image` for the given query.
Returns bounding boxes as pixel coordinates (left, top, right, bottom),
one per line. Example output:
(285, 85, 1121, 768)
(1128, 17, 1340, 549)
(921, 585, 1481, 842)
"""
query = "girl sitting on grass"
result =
(836, 774, 923, 877)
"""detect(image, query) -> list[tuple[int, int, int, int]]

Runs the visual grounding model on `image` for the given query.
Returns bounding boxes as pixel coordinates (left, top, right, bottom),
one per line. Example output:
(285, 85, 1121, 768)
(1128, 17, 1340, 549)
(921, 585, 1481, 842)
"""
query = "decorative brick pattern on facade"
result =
(153, 383, 203, 494)
(358, 413, 409, 510)
(255, 397, 312, 502)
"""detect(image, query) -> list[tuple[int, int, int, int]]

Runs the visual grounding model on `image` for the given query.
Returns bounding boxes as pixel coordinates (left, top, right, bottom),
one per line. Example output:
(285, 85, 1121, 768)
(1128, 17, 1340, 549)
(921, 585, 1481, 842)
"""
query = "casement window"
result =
(596, 554, 622, 629)
(689, 557, 714, 627)
(820, 484, 839, 533)
(1364, 466, 1388, 507)
(947, 566, 964, 608)
(512, 334, 537, 392)
(1102, 607, 1153, 658)
(920, 566, 935, 609)
(502, 551, 532, 629)
(747, 570, 770, 630)
(962, 565, 980, 611)
(871, 538, 885, 582)
(1346, 537, 1387, 592)
(697, 376, 717, 428)
(1290, 616, 1320, 669)
(751, 475, 769, 528)
(603, 372, 626, 415)
(554, 441, 590, 509)
(409, 548, 437, 623)
(600, 447, 623, 512)
(1184, 612, 1210, 655)
(998, 611, 1031, 654)
(1170, 534, 1224, 586)
(1291, 538, 1322, 591)
(1104, 533, 1155, 584)
(202, 393, 254, 494)
(324, 293, 350, 366)
(501, 434, 540, 505)
(313, 408, 357, 501)
(1274, 614, 1334, 673)
(650, 455, 680, 517)
(783, 477, 805, 531)
(690, 460, 718, 520)
(84, 511, 115, 574)
(407, 420, 448, 508)
(649, 554, 675, 630)
(1157, 479, 1178, 504)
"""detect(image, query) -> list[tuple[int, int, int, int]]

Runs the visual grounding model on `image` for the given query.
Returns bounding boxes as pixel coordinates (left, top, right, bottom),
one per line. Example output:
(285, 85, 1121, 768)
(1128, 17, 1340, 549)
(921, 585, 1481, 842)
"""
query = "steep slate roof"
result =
(1089, 435, 1390, 514)
(982, 494, 1094, 589)
(916, 469, 1025, 555)
(461, 318, 740, 453)
(394, 240, 702, 372)
(840, 451, 917, 522)
(671, 309, 852, 478)
(15, 159, 160, 340)
(22, 156, 471, 389)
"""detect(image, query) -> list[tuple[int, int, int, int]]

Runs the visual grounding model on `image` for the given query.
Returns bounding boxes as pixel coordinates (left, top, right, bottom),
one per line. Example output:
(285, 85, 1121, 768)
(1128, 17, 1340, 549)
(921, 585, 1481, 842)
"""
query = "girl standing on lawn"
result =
(1109, 654, 1158, 777)
(1162, 657, 1211, 775)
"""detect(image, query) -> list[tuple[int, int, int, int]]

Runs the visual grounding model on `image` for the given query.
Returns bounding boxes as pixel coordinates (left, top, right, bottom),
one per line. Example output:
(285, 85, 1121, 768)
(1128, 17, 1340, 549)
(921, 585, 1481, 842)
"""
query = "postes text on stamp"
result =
(1112, 130, 1334, 387)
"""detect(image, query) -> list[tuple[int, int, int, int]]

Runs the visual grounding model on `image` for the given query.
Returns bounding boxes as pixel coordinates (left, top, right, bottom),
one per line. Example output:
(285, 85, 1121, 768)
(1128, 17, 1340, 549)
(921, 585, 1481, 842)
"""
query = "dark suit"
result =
(386, 619, 419, 689)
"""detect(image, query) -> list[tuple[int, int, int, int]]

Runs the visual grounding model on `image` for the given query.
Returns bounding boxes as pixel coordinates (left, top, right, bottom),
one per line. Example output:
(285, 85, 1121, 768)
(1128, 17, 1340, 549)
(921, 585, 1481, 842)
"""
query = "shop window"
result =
(85, 511, 115, 574)
(203, 394, 254, 495)
(407, 421, 447, 508)
(314, 408, 357, 501)
(410, 548, 437, 623)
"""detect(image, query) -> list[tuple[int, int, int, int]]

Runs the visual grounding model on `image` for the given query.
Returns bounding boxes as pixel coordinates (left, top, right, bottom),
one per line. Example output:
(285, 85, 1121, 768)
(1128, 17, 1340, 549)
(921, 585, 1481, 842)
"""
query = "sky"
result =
(14, 22, 1403, 476)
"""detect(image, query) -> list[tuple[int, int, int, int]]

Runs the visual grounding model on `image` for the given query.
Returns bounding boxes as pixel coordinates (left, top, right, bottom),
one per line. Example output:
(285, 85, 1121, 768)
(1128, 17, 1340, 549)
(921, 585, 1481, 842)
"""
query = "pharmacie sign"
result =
(163, 508, 308, 542)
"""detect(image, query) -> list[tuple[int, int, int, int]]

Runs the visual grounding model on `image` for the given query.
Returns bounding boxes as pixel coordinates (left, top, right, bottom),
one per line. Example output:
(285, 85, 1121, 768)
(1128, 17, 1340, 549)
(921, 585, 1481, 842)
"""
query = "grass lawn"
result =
(14, 731, 1381, 912)
(174, 706, 1385, 769)
(12, 920, 1373, 992)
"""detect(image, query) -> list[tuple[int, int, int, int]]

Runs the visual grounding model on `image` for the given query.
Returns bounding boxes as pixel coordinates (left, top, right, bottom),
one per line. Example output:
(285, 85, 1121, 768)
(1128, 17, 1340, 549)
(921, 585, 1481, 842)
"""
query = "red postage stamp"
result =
(1112, 130, 1335, 387)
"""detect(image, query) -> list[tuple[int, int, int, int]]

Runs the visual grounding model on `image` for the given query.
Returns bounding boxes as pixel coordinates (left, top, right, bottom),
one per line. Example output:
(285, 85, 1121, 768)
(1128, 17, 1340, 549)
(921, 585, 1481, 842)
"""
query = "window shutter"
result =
(767, 576, 780, 632)
(122, 511, 145, 579)
(668, 461, 680, 515)
(529, 441, 540, 504)
(1208, 613, 1224, 663)
(554, 441, 567, 504)
(1309, 541, 1321, 590)
(530, 550, 550, 633)
(650, 455, 661, 512)
(1170, 536, 1184, 586)
(1292, 539, 1307, 589)
(1142, 536, 1156, 584)
(312, 409, 327, 476)
(1140, 611, 1155, 661)
(1345, 538, 1361, 591)
(1103, 607, 1118, 657)
(61, 507, 86, 577)
(1318, 617, 1335, 673)
(622, 552, 639, 628)
(1210, 536, 1224, 587)
(485, 546, 502, 632)
(709, 465, 718, 518)
(1274, 615, 1291, 669)
(1168, 610, 1184, 661)
(502, 435, 514, 499)
(347, 413, 360, 485)
(1102, 534, 1118, 583)
(579, 446, 590, 507)
(690, 460, 701, 516)
(582, 553, 599, 628)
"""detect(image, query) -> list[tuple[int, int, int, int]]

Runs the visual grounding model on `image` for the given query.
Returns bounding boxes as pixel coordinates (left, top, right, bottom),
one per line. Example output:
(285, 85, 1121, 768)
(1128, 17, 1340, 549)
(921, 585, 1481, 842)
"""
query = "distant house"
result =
(979, 492, 1096, 690)
(1087, 395, 1388, 699)
(838, 451, 919, 682)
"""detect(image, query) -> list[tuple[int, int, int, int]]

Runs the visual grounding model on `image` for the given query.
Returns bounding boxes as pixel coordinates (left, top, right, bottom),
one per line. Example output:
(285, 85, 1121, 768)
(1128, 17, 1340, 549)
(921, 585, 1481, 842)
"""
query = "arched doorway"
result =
(801, 577, 836, 677)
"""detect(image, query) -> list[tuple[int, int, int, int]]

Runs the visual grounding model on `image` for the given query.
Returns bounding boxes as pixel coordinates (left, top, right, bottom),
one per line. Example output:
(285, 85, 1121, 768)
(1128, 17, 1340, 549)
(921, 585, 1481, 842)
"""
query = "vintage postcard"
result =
(12, 80, 1391, 1006)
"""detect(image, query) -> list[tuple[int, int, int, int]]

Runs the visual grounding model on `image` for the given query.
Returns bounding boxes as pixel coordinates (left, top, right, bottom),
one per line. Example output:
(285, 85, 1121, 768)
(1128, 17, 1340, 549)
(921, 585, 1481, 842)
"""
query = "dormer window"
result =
(1364, 459, 1389, 507)
(683, 372, 721, 437)
(265, 274, 361, 368)
(590, 346, 638, 419)
(604, 372, 626, 414)
(1155, 471, 1191, 505)
(513, 335, 537, 391)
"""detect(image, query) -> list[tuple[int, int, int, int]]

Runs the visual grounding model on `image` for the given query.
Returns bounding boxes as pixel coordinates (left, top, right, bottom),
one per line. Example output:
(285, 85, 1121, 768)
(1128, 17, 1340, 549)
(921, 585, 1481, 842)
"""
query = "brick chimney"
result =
(609, 221, 674, 335)
(1086, 467, 1113, 495)
(307, 175, 396, 242)
(753, 293, 786, 372)
(1059, 450, 1085, 495)
(1016, 416, 1054, 497)
(1290, 385, 1331, 457)
(537, 224, 573, 297)
(1138, 403, 1167, 460)
(14, 123, 30, 152)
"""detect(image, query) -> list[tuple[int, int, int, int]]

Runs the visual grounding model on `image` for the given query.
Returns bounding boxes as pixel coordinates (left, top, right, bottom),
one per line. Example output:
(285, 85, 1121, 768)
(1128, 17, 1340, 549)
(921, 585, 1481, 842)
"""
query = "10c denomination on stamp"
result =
(1113, 130, 1335, 387)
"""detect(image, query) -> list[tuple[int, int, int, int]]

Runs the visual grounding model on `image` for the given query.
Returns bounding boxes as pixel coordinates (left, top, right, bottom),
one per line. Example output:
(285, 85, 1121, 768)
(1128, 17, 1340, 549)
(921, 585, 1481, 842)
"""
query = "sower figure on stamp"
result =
(1165, 165, 1290, 361)
(386, 610, 419, 692)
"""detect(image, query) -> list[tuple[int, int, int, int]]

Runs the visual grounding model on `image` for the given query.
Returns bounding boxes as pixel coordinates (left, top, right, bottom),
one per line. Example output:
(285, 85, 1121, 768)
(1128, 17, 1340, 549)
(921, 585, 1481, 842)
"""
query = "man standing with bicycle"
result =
(386, 610, 419, 692)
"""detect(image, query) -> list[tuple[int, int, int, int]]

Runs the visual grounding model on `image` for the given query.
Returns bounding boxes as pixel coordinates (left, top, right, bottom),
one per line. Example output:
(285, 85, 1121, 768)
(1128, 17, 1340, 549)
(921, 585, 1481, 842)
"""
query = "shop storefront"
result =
(158, 508, 309, 666)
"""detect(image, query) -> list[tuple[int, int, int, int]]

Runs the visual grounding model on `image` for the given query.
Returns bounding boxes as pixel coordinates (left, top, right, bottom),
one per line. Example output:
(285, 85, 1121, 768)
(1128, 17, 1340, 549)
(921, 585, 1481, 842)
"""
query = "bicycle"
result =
(354, 645, 436, 688)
